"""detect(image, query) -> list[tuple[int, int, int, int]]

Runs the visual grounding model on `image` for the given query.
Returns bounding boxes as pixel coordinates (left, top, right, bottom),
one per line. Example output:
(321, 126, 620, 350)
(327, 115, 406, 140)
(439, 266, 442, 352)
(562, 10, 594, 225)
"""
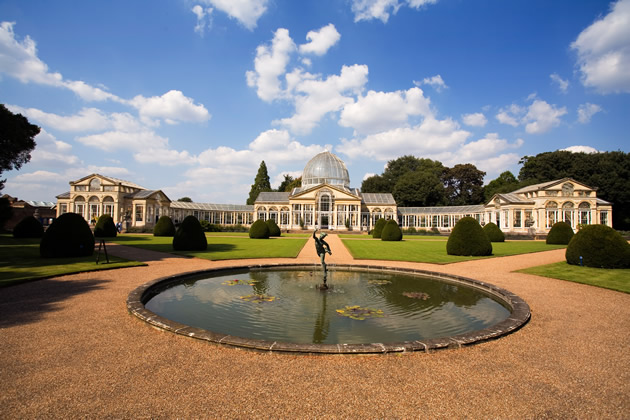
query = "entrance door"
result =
(320, 214, 329, 229)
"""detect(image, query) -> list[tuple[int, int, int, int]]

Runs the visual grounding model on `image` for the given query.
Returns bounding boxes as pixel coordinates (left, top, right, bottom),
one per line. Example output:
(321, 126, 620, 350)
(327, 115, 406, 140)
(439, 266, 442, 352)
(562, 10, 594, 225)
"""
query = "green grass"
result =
(0, 236, 145, 288)
(518, 262, 630, 293)
(112, 234, 309, 260)
(341, 238, 566, 264)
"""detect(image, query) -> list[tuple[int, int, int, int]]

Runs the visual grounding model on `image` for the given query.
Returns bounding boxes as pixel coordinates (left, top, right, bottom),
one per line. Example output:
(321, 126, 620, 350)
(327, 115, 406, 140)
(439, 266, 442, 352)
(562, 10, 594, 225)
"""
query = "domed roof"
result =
(302, 151, 350, 188)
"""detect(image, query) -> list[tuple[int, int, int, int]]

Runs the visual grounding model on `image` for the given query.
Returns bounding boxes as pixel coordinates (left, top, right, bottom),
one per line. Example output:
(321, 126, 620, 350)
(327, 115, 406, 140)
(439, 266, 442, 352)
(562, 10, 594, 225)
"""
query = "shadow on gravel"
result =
(0, 278, 109, 328)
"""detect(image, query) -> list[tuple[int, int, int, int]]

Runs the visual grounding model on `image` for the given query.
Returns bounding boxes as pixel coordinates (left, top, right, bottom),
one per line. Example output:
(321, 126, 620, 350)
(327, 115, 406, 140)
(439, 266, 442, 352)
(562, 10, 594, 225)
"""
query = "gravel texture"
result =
(1, 235, 629, 418)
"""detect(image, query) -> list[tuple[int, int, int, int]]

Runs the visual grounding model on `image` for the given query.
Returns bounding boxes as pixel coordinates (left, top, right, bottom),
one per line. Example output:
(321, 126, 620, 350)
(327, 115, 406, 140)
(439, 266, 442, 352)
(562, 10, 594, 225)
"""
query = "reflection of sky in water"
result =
(145, 270, 510, 344)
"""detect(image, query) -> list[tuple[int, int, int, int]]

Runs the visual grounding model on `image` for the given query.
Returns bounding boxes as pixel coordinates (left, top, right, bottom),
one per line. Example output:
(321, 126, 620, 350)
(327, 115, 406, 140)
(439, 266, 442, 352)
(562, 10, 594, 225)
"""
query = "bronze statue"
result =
(313, 228, 332, 287)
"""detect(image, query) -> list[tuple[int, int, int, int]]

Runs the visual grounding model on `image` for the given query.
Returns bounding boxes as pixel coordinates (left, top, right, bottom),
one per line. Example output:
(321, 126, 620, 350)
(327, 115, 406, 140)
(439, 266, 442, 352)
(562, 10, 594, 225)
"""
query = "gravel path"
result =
(1, 236, 629, 418)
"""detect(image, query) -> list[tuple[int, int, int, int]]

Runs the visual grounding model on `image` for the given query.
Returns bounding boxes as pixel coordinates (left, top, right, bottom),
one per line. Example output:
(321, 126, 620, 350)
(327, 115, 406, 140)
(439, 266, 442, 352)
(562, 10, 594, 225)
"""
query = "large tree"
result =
(519, 150, 630, 229)
(443, 163, 486, 206)
(483, 171, 521, 202)
(392, 170, 446, 207)
(247, 161, 272, 205)
(0, 104, 40, 191)
(362, 155, 446, 193)
(277, 174, 302, 192)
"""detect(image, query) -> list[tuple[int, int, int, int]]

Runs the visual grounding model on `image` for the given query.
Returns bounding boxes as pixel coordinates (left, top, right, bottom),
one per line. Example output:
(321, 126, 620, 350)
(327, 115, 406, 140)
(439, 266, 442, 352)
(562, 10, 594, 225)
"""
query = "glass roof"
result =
(302, 151, 350, 188)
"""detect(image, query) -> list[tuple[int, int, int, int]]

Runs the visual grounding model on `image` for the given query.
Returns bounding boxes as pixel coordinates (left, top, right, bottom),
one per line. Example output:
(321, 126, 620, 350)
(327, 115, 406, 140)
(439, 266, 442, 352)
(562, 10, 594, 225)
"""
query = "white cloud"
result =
(415, 74, 448, 92)
(496, 100, 566, 134)
(246, 28, 296, 102)
(495, 104, 524, 127)
(129, 90, 210, 124)
(351, 0, 437, 23)
(550, 73, 569, 93)
(192, 5, 213, 35)
(571, 0, 630, 93)
(461, 112, 487, 127)
(133, 148, 197, 166)
(77, 130, 170, 152)
(7, 106, 111, 132)
(29, 129, 80, 166)
(577, 102, 603, 123)
(562, 145, 600, 153)
(195, 0, 268, 30)
(455, 133, 523, 163)
(299, 24, 341, 56)
(339, 87, 432, 135)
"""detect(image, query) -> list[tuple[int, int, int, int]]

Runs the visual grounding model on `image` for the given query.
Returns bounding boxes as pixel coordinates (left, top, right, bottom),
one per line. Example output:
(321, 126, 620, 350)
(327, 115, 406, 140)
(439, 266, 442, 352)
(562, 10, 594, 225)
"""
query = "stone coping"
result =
(127, 263, 531, 354)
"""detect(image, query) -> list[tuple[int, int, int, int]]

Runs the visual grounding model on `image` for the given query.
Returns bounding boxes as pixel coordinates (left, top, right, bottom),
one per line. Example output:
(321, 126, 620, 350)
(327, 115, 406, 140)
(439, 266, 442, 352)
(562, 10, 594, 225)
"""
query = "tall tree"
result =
(247, 161, 272, 205)
(443, 163, 486, 206)
(393, 170, 446, 207)
(277, 174, 300, 192)
(0, 104, 40, 191)
(483, 171, 521, 201)
(361, 174, 390, 193)
(177, 197, 193, 202)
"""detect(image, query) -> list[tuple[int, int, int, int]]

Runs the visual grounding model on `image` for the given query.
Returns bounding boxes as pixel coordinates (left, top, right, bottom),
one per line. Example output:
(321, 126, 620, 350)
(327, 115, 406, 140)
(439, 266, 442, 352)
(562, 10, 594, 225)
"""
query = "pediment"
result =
(290, 183, 360, 201)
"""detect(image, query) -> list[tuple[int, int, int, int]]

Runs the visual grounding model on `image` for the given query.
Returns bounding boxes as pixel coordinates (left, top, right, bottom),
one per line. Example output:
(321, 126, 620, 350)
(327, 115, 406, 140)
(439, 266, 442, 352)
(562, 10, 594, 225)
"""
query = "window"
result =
(600, 211, 608, 225)
(60, 203, 68, 214)
(514, 209, 522, 228)
(524, 210, 534, 227)
(89, 178, 101, 192)
(135, 205, 143, 222)
(579, 202, 591, 225)
(319, 195, 330, 212)
(562, 202, 574, 226)
(562, 183, 574, 197)
(103, 185, 115, 192)
(545, 202, 558, 228)
(75, 185, 87, 191)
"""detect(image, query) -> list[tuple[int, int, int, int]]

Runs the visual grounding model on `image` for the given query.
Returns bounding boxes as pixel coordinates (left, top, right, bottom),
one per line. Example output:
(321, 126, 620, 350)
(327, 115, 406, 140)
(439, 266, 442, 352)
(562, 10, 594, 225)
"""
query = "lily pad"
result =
(368, 279, 391, 285)
(336, 305, 384, 320)
(403, 292, 430, 300)
(222, 279, 259, 286)
(240, 294, 276, 303)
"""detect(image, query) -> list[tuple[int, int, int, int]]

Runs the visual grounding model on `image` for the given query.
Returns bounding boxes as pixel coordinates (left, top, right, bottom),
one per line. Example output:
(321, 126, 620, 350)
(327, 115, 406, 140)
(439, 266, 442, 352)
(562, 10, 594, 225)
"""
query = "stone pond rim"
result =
(126, 263, 531, 355)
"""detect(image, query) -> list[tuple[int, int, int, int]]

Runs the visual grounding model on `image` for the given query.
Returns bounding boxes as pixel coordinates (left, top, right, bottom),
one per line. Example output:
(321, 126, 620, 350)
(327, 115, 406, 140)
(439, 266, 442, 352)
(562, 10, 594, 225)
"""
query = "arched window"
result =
(562, 183, 574, 197)
(562, 202, 574, 226)
(88, 196, 101, 222)
(578, 202, 591, 225)
(545, 201, 558, 228)
(89, 178, 101, 192)
(103, 196, 115, 217)
(74, 196, 86, 218)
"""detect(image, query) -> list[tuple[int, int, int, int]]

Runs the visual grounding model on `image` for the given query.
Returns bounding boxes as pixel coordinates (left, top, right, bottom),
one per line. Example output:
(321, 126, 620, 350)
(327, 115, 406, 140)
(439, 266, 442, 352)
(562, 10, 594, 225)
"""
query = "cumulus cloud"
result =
(129, 90, 211, 124)
(562, 145, 600, 153)
(495, 104, 524, 127)
(339, 87, 432, 135)
(496, 100, 566, 134)
(577, 102, 603, 123)
(571, 0, 630, 93)
(29, 129, 80, 166)
(351, 0, 437, 23)
(461, 112, 487, 127)
(550, 73, 569, 93)
(299, 24, 341, 56)
(192, 5, 213, 35)
(7, 106, 111, 132)
(193, 0, 267, 30)
(415, 74, 448, 92)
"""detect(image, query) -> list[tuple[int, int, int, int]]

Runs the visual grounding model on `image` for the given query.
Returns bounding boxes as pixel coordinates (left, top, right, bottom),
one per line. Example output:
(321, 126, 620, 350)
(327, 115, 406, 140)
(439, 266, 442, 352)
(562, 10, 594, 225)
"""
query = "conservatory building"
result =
(55, 152, 613, 234)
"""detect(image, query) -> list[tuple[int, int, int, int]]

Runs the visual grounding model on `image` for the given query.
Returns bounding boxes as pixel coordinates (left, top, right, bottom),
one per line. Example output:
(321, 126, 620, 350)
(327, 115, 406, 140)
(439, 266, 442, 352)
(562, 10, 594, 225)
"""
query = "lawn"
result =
(518, 262, 630, 293)
(112, 234, 309, 260)
(341, 238, 566, 264)
(0, 236, 145, 288)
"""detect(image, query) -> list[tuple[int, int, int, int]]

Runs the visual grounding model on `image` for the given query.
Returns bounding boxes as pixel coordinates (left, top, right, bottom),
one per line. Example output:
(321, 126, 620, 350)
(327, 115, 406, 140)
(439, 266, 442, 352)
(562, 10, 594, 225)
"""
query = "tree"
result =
(392, 170, 446, 207)
(277, 174, 298, 192)
(284, 176, 302, 192)
(0, 104, 40, 191)
(443, 163, 486, 206)
(177, 197, 193, 202)
(247, 161, 272, 205)
(361, 174, 390, 193)
(484, 171, 521, 202)
(362, 156, 445, 194)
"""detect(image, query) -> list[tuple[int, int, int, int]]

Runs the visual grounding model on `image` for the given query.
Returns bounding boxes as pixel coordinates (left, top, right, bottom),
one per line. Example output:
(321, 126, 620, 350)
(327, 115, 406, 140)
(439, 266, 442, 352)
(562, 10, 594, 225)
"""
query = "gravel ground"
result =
(1, 236, 629, 418)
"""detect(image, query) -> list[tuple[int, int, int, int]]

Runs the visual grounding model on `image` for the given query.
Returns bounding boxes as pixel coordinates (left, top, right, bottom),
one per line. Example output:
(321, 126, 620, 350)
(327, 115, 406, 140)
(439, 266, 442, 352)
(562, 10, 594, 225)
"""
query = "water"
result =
(145, 269, 511, 345)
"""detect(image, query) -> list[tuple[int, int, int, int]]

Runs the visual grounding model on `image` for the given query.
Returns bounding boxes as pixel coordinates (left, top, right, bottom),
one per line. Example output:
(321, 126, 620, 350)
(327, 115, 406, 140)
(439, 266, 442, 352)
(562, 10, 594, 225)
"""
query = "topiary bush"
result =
(566, 224, 630, 268)
(483, 222, 505, 242)
(546, 221, 574, 245)
(381, 219, 403, 241)
(13, 216, 44, 238)
(266, 218, 281, 237)
(172, 215, 207, 251)
(94, 214, 117, 238)
(154, 215, 176, 237)
(249, 219, 270, 239)
(447, 217, 492, 256)
(40, 213, 95, 258)
(372, 218, 386, 239)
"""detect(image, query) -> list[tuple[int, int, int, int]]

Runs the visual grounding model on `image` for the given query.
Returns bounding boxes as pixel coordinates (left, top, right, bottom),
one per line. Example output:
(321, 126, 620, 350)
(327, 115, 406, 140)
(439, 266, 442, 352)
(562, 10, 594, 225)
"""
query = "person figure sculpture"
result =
(313, 228, 332, 287)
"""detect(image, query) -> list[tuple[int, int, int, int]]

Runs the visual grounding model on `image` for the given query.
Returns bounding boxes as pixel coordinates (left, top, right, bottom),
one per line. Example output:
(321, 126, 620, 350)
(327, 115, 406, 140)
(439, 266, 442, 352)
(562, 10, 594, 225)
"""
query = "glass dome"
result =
(302, 151, 350, 188)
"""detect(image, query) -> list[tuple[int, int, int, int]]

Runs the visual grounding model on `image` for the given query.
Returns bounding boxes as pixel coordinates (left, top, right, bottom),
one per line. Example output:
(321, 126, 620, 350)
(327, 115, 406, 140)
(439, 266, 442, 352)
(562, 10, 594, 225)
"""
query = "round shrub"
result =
(249, 219, 270, 239)
(13, 216, 44, 238)
(483, 222, 505, 242)
(546, 221, 574, 245)
(447, 217, 492, 256)
(372, 218, 387, 239)
(266, 218, 281, 237)
(40, 213, 94, 258)
(154, 215, 176, 237)
(173, 216, 207, 251)
(94, 214, 117, 238)
(381, 219, 403, 241)
(566, 224, 630, 268)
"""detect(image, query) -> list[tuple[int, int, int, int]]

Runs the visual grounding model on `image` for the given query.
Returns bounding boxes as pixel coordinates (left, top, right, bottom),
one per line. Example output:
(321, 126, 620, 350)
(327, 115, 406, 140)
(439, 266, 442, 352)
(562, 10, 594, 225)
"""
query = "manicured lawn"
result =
(341, 238, 566, 264)
(112, 234, 309, 260)
(0, 236, 145, 288)
(518, 262, 630, 293)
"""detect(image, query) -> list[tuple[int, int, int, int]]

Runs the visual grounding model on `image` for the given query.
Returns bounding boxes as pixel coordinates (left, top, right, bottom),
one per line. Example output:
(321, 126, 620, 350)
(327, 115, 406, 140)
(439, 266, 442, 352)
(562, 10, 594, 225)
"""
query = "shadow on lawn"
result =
(0, 278, 109, 328)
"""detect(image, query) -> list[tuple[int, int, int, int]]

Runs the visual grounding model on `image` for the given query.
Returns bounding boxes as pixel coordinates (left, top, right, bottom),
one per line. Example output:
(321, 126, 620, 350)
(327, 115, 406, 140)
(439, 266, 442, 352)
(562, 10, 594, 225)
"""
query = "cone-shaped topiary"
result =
(566, 224, 630, 268)
(546, 221, 574, 245)
(483, 222, 505, 242)
(372, 218, 386, 239)
(154, 215, 176, 237)
(40, 213, 94, 258)
(266, 218, 281, 237)
(249, 219, 270, 239)
(172, 215, 207, 251)
(13, 216, 44, 238)
(94, 214, 117, 238)
(381, 219, 403, 241)
(447, 217, 492, 256)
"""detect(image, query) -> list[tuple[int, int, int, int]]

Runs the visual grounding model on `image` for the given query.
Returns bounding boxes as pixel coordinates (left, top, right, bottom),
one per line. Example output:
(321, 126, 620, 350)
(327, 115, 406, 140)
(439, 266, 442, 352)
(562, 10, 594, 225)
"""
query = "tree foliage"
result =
(566, 224, 630, 268)
(443, 164, 486, 206)
(249, 219, 270, 239)
(94, 214, 117, 238)
(381, 219, 403, 241)
(392, 170, 445, 207)
(13, 216, 44, 238)
(177, 197, 193, 202)
(40, 213, 95, 258)
(447, 217, 492, 256)
(277, 174, 301, 192)
(0, 104, 40, 191)
(247, 161, 272, 205)
(154, 215, 176, 237)
(483, 171, 521, 202)
(173, 215, 207, 251)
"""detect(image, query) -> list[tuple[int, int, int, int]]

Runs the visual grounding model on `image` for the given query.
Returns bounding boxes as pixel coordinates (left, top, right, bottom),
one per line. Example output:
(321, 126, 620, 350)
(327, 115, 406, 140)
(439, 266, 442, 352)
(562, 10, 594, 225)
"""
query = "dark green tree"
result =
(285, 176, 302, 192)
(277, 174, 298, 192)
(362, 156, 445, 194)
(0, 104, 40, 191)
(392, 170, 446, 207)
(443, 163, 486, 206)
(0, 196, 12, 231)
(484, 171, 521, 201)
(361, 174, 390, 193)
(177, 197, 193, 202)
(247, 161, 272, 205)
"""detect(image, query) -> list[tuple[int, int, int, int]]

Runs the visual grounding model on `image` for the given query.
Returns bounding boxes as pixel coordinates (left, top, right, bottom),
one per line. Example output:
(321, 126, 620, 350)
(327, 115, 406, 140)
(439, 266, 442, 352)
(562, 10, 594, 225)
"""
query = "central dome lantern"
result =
(302, 151, 350, 188)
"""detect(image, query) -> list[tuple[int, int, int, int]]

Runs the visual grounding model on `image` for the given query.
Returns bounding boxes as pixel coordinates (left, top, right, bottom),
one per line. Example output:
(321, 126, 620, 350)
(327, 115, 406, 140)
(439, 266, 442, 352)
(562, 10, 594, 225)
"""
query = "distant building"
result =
(54, 151, 613, 234)
(2, 195, 56, 230)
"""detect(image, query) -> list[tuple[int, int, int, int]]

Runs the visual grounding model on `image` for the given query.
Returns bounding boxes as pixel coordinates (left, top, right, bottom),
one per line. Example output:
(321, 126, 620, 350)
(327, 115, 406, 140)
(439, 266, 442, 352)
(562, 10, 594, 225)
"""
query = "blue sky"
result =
(1, 0, 628, 204)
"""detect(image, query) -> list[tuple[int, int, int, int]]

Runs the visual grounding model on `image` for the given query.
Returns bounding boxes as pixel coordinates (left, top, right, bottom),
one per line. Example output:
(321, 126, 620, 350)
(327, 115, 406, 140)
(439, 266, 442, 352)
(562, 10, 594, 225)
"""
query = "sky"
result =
(1, 0, 629, 204)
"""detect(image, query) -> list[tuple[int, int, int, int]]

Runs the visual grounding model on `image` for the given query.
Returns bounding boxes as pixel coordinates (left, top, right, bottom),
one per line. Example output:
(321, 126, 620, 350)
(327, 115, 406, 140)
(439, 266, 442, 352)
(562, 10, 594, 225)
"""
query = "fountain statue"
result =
(313, 228, 332, 288)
